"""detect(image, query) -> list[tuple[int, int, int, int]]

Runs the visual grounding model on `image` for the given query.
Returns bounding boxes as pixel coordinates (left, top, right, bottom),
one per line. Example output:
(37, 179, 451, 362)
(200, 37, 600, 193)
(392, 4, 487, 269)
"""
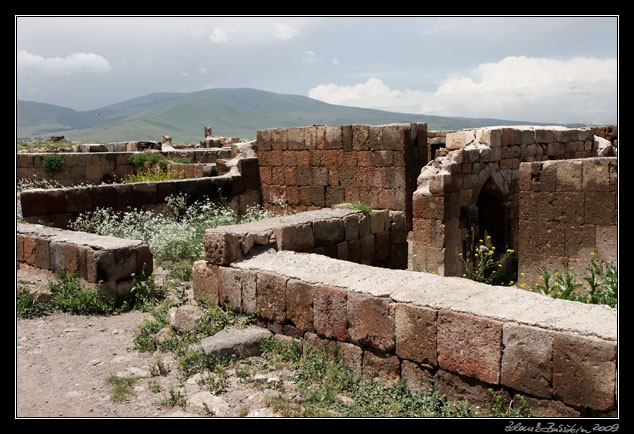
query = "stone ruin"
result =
(16, 123, 618, 416)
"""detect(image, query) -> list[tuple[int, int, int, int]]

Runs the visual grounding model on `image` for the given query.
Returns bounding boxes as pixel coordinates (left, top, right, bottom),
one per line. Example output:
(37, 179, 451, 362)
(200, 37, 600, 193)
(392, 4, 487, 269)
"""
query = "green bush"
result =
(42, 153, 63, 173)
(128, 152, 169, 170)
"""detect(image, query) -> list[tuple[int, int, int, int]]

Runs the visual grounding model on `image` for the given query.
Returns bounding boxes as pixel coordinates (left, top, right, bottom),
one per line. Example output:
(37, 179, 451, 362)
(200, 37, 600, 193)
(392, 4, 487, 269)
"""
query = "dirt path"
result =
(16, 265, 289, 419)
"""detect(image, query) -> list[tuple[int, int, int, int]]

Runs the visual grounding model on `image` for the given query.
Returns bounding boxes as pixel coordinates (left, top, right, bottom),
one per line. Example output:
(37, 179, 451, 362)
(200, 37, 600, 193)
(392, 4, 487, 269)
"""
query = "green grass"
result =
(17, 267, 163, 319)
(255, 338, 532, 418)
(106, 375, 141, 403)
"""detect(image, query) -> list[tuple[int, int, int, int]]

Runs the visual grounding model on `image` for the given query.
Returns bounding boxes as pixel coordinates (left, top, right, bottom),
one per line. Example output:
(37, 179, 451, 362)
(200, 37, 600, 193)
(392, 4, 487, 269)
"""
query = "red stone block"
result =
(347, 292, 394, 352)
(286, 279, 314, 332)
(256, 272, 288, 324)
(313, 284, 348, 341)
(437, 310, 503, 384)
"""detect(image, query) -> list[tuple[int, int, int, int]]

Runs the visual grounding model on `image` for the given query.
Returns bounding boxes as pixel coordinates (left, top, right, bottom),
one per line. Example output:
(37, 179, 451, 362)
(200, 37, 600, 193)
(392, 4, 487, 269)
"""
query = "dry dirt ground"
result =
(15, 264, 292, 419)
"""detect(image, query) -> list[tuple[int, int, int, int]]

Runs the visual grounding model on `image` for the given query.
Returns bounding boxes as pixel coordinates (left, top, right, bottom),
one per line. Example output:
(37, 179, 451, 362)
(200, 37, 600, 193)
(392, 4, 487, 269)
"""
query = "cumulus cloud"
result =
(309, 77, 426, 112)
(308, 56, 617, 124)
(17, 50, 111, 75)
(275, 23, 298, 40)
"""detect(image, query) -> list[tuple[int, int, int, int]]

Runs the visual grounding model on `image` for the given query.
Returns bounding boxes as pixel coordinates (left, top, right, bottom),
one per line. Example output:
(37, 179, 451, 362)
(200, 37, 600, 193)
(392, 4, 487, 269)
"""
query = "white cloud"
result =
(308, 77, 425, 112)
(275, 23, 298, 40)
(209, 27, 230, 43)
(308, 56, 617, 124)
(17, 50, 111, 75)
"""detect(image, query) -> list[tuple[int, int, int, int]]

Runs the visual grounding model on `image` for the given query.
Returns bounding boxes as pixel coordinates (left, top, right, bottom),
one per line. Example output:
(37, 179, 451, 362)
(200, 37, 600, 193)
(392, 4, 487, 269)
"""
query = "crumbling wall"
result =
(17, 143, 260, 229)
(17, 222, 152, 297)
(255, 123, 428, 229)
(17, 148, 232, 186)
(518, 157, 618, 288)
(409, 126, 608, 277)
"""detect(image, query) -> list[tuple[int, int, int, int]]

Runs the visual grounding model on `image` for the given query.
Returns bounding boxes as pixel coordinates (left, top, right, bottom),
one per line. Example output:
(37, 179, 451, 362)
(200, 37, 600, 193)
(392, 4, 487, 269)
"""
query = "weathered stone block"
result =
(501, 324, 553, 398)
(191, 261, 220, 304)
(583, 158, 610, 192)
(437, 310, 503, 384)
(584, 192, 617, 226)
(313, 284, 348, 341)
(313, 218, 345, 247)
(274, 223, 315, 252)
(218, 267, 242, 311)
(286, 279, 314, 332)
(343, 214, 360, 240)
(240, 270, 257, 314)
(203, 231, 242, 265)
(359, 234, 375, 265)
(325, 125, 343, 149)
(395, 304, 437, 366)
(555, 160, 583, 192)
(401, 360, 434, 392)
(552, 333, 616, 411)
(347, 292, 394, 352)
(362, 349, 400, 383)
(256, 272, 287, 324)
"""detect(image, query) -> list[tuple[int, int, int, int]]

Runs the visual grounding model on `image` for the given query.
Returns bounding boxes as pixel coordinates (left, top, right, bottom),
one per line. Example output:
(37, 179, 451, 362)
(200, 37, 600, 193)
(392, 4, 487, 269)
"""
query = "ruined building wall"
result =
(409, 126, 610, 277)
(255, 123, 428, 229)
(518, 157, 618, 289)
(17, 149, 231, 186)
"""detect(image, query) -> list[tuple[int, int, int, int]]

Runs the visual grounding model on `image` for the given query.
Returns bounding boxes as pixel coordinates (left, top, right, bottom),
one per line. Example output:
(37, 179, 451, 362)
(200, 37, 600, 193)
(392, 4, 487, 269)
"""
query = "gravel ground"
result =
(15, 264, 293, 419)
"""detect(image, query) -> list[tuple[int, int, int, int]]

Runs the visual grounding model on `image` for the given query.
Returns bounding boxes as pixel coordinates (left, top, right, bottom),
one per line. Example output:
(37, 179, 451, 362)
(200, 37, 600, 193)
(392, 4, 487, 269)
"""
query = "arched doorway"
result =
(460, 173, 517, 284)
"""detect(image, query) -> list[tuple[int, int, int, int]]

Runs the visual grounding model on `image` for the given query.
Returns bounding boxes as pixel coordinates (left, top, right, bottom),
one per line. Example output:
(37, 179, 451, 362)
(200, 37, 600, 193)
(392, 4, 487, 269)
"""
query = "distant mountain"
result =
(17, 88, 566, 144)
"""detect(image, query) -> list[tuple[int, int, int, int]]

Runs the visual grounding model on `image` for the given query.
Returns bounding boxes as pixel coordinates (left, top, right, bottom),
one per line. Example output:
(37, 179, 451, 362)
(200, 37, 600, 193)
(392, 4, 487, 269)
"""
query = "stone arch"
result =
(461, 164, 517, 282)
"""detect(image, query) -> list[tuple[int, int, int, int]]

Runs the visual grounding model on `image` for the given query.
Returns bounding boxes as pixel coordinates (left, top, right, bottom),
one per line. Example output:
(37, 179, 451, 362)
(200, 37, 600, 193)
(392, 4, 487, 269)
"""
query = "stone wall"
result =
(518, 157, 618, 288)
(16, 148, 232, 186)
(192, 245, 617, 417)
(17, 145, 261, 229)
(255, 123, 428, 229)
(17, 222, 152, 297)
(409, 126, 606, 277)
(201, 207, 408, 271)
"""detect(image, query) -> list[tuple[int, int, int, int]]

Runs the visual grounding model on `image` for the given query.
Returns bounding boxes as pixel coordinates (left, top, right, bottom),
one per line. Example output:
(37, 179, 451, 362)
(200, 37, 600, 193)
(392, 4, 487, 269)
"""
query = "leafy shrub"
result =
(128, 151, 169, 170)
(115, 167, 185, 184)
(17, 175, 64, 192)
(71, 193, 271, 265)
(42, 153, 63, 173)
(17, 288, 49, 318)
(532, 259, 617, 308)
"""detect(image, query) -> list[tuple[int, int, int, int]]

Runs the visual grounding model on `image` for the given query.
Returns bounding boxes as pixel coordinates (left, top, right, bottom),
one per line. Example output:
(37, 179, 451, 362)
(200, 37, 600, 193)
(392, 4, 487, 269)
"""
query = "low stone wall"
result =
(18, 173, 260, 229)
(18, 143, 261, 229)
(17, 222, 152, 296)
(518, 157, 618, 288)
(16, 148, 232, 186)
(202, 207, 408, 270)
(192, 248, 617, 417)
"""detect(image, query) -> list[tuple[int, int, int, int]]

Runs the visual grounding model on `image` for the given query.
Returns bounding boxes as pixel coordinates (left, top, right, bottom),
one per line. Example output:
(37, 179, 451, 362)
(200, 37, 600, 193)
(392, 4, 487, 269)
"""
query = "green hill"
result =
(17, 88, 564, 144)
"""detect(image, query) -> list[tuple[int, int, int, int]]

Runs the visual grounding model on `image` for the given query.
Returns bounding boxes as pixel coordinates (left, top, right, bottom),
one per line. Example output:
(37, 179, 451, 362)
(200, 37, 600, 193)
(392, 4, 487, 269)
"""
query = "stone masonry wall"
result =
(192, 246, 617, 417)
(16, 148, 232, 187)
(255, 123, 428, 229)
(518, 157, 618, 289)
(201, 207, 408, 271)
(17, 146, 261, 229)
(410, 126, 605, 277)
(17, 222, 153, 297)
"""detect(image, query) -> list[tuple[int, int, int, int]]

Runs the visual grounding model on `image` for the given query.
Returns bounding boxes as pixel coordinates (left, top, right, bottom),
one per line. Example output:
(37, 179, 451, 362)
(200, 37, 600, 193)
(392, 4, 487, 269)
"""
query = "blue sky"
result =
(16, 16, 618, 125)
